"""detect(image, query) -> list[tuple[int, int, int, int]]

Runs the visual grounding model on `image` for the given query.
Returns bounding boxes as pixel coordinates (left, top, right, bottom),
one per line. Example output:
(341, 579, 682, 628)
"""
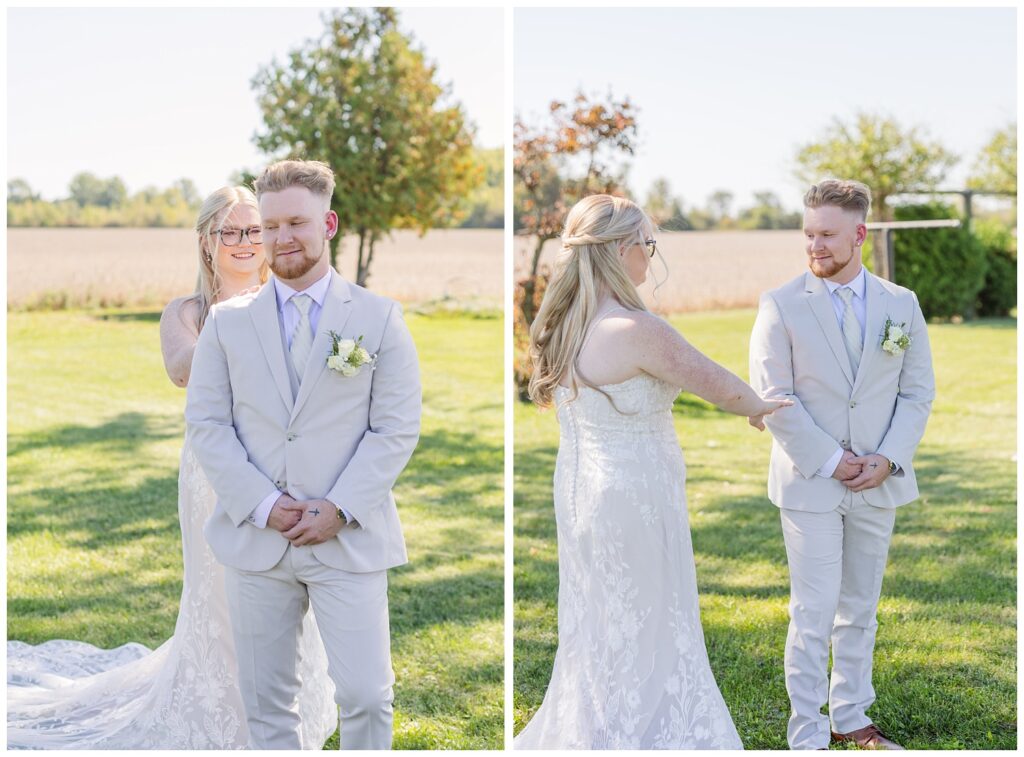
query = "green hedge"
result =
(973, 219, 1017, 317)
(892, 203, 988, 319)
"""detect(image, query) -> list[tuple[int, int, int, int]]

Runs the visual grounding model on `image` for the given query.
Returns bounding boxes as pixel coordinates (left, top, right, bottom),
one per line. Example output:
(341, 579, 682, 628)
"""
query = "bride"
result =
(7, 187, 337, 749)
(514, 194, 789, 749)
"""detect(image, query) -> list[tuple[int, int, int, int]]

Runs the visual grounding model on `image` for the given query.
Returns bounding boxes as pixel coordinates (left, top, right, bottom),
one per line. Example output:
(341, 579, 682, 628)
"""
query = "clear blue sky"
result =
(8, 7, 503, 200)
(515, 7, 1016, 212)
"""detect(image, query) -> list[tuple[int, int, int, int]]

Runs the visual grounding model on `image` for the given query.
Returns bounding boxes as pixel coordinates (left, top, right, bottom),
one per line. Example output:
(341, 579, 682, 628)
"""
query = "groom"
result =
(749, 180, 934, 750)
(186, 159, 421, 749)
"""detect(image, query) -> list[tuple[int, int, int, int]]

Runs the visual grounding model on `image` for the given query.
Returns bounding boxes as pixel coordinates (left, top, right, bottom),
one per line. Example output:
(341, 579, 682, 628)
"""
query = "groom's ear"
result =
(855, 223, 867, 246)
(325, 209, 339, 240)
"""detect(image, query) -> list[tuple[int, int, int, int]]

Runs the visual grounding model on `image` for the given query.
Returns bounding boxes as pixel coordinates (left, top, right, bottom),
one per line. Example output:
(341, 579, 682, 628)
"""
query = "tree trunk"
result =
(870, 192, 890, 276)
(356, 228, 368, 285)
(359, 235, 376, 288)
(529, 237, 546, 279)
(329, 233, 341, 271)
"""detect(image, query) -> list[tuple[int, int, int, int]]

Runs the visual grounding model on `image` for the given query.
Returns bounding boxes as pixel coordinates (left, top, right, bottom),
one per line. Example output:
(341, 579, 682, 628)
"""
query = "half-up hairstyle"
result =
(528, 194, 654, 408)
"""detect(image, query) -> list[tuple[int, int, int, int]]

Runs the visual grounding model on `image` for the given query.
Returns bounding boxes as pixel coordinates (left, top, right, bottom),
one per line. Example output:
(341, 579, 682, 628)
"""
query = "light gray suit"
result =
(186, 270, 421, 749)
(750, 270, 934, 749)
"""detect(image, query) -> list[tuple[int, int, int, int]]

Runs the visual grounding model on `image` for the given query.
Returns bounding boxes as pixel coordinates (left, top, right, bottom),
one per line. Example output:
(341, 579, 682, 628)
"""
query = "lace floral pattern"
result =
(7, 436, 338, 749)
(515, 374, 743, 750)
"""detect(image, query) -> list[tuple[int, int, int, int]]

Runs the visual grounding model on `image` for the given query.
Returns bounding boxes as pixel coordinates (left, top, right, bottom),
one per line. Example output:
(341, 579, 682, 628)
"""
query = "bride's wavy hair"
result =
(528, 194, 654, 408)
(186, 186, 269, 331)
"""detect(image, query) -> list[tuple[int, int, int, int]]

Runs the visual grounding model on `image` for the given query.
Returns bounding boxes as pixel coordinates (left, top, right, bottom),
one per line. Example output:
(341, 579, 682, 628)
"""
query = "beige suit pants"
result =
(780, 493, 896, 750)
(225, 544, 394, 750)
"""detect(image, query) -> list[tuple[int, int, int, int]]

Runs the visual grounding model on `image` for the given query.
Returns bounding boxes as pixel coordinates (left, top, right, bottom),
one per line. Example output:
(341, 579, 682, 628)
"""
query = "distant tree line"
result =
(644, 181, 802, 231)
(7, 146, 502, 232)
(7, 174, 202, 227)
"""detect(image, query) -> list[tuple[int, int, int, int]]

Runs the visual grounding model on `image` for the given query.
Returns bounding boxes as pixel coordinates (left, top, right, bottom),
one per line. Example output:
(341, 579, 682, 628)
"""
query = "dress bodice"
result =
(554, 373, 680, 442)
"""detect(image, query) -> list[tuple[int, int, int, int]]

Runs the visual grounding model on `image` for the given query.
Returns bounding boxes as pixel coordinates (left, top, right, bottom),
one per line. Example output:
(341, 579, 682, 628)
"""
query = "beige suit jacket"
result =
(185, 270, 421, 571)
(749, 270, 934, 512)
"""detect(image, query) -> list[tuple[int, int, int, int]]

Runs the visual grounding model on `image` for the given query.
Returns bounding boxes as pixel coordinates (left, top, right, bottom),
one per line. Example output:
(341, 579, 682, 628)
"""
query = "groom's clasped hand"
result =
(832, 450, 893, 492)
(267, 494, 346, 546)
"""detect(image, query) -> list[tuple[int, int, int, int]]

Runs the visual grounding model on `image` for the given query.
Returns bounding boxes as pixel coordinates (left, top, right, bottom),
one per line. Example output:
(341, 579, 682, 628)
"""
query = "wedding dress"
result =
(514, 372, 743, 749)
(7, 435, 338, 749)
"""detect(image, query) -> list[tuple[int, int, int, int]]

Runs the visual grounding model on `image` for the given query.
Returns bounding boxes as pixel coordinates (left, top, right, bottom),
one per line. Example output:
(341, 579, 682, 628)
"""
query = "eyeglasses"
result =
(644, 238, 658, 258)
(216, 226, 263, 246)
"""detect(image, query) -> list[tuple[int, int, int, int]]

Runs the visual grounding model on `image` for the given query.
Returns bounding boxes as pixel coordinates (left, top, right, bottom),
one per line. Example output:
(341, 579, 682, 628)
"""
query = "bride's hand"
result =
(748, 397, 793, 431)
(230, 285, 262, 299)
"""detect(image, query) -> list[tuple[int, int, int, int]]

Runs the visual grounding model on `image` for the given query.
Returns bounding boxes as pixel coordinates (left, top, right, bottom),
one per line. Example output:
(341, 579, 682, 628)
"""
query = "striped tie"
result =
(289, 294, 313, 378)
(836, 286, 862, 376)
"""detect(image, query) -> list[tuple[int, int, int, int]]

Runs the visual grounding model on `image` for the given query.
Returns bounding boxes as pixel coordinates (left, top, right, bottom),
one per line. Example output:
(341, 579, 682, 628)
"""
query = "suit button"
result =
(286, 433, 296, 441)
(849, 401, 857, 408)
(275, 480, 285, 488)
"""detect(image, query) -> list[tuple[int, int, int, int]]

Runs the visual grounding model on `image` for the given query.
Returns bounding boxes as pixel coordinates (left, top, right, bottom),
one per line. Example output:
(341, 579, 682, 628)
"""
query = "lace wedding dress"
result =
(7, 436, 338, 749)
(514, 373, 743, 750)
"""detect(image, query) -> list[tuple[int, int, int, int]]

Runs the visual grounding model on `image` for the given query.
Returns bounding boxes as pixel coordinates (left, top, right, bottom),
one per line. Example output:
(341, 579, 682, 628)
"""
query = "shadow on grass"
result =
(935, 317, 1016, 330)
(92, 310, 162, 323)
(401, 426, 503, 520)
(8, 412, 179, 459)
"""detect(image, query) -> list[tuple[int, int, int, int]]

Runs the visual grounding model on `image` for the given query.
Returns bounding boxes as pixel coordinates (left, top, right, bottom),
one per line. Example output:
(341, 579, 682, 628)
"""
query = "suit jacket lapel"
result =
(291, 270, 354, 421)
(249, 282, 294, 413)
(852, 272, 887, 394)
(805, 272, 855, 387)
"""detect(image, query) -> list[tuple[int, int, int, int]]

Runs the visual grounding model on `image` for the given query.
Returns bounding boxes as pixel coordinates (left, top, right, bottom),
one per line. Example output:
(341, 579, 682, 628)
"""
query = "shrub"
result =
(973, 219, 1017, 317)
(892, 203, 987, 319)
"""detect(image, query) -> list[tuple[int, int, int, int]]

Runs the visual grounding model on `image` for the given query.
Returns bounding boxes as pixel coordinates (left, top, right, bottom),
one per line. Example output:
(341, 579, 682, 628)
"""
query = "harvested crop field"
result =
(7, 228, 502, 310)
(515, 230, 809, 312)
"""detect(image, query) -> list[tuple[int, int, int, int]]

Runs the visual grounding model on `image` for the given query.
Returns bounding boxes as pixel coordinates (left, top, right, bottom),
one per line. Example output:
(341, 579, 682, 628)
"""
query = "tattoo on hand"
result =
(869, 462, 879, 469)
(309, 508, 320, 517)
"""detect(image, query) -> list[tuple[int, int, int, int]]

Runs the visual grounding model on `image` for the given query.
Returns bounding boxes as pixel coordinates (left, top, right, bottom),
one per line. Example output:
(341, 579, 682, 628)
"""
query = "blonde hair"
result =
(188, 186, 269, 330)
(528, 194, 654, 408)
(803, 179, 872, 221)
(253, 159, 335, 207)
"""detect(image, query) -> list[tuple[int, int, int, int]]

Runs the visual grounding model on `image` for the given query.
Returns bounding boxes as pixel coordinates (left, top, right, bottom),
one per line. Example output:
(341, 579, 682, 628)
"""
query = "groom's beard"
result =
(269, 239, 325, 281)
(808, 243, 856, 279)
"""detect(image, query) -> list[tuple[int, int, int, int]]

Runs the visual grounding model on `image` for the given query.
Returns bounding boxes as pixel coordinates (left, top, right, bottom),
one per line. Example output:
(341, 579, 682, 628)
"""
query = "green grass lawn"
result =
(513, 310, 1016, 750)
(7, 308, 503, 750)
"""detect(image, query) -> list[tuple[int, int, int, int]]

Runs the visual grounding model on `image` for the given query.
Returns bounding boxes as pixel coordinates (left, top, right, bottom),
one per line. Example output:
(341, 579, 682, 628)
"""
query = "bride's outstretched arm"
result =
(159, 297, 200, 387)
(630, 313, 788, 419)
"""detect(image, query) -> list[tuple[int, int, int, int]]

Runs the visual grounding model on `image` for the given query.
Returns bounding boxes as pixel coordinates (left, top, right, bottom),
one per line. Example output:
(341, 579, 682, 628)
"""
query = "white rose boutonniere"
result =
(326, 331, 376, 376)
(880, 317, 912, 356)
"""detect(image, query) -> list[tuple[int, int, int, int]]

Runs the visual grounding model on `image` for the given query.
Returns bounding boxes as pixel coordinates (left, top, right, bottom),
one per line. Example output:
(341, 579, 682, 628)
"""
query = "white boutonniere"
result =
(326, 332, 376, 376)
(880, 317, 912, 356)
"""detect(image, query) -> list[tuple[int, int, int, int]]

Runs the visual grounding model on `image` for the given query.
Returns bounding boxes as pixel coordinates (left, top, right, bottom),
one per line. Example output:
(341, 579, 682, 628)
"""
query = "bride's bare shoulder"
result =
(160, 296, 201, 336)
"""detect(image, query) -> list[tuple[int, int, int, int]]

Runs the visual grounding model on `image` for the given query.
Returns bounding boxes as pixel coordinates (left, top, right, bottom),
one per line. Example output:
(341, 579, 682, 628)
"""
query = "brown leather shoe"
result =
(831, 724, 905, 750)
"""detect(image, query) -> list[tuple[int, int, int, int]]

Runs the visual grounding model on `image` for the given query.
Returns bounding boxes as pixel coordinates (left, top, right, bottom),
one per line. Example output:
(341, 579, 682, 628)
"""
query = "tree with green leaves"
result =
(7, 178, 38, 204)
(252, 7, 481, 287)
(795, 112, 957, 222)
(645, 178, 689, 231)
(68, 172, 127, 208)
(737, 191, 802, 230)
(969, 122, 1016, 194)
(795, 112, 957, 272)
(706, 189, 735, 228)
(457, 147, 503, 228)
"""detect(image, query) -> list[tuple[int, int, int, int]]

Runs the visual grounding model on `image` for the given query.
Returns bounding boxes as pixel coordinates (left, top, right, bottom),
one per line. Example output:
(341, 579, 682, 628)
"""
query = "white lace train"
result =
(514, 374, 743, 750)
(7, 437, 338, 749)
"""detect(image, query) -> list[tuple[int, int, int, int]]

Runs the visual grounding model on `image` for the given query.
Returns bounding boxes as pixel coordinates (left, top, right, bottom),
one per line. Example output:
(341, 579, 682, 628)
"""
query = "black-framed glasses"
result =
(216, 226, 263, 246)
(644, 238, 658, 258)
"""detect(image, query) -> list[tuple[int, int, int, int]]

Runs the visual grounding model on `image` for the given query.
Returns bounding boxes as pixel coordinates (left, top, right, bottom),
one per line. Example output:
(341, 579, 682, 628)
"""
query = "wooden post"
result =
(865, 219, 961, 283)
